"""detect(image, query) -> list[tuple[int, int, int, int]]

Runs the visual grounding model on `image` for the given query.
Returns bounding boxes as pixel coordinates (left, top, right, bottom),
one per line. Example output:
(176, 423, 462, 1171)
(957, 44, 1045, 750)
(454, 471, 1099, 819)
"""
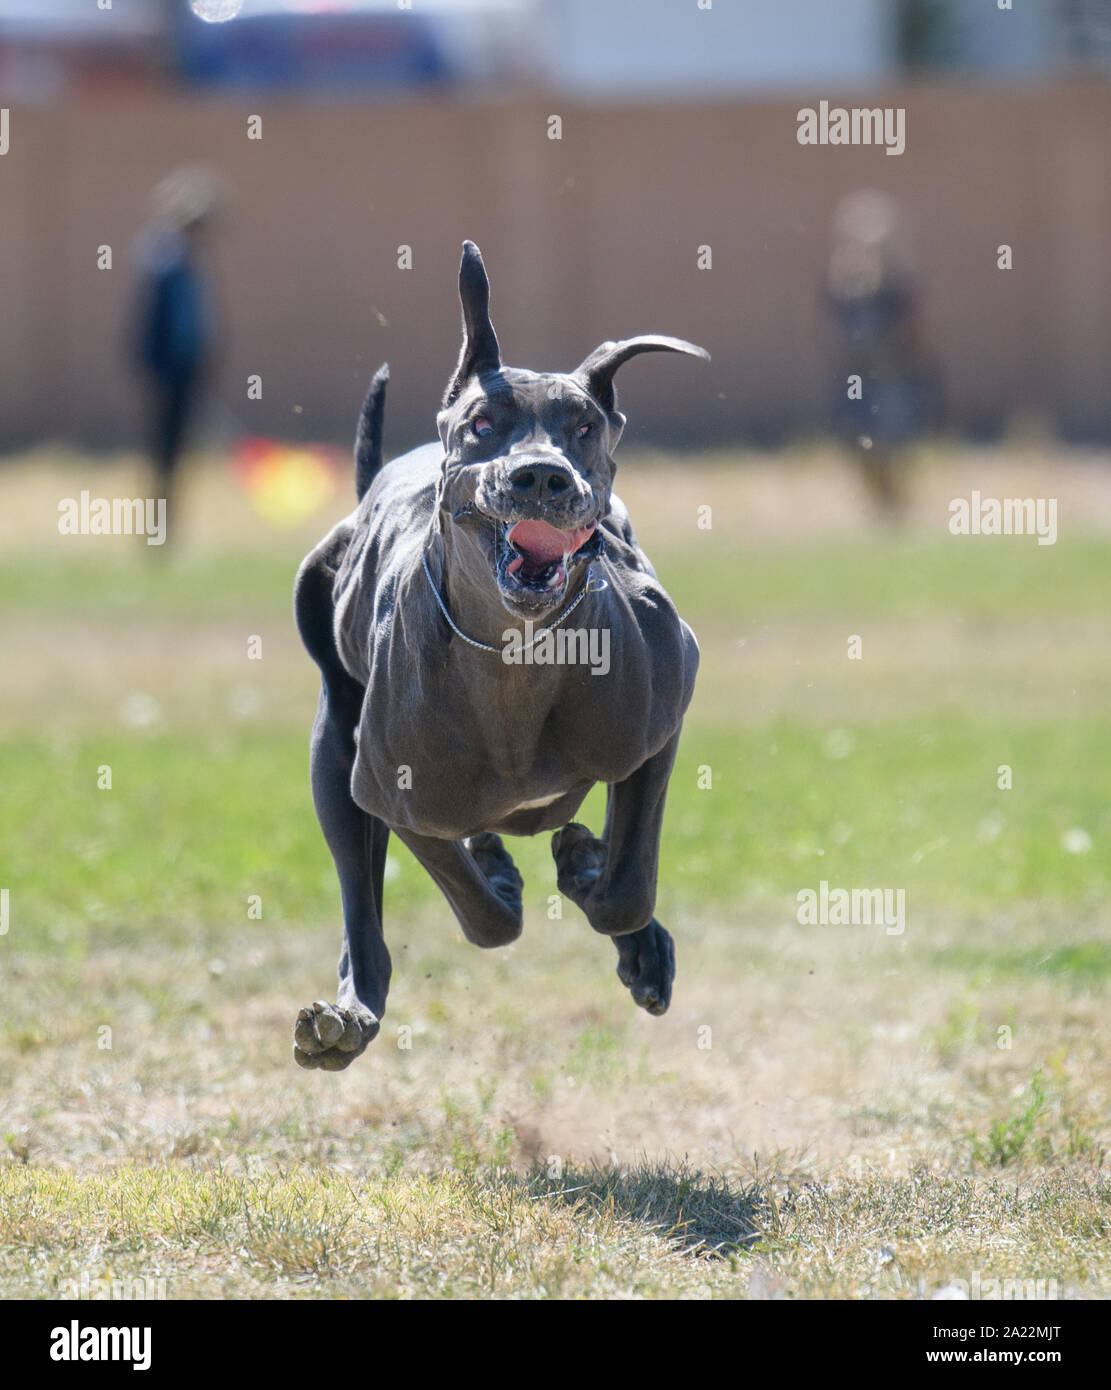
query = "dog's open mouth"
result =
(494, 518, 598, 608)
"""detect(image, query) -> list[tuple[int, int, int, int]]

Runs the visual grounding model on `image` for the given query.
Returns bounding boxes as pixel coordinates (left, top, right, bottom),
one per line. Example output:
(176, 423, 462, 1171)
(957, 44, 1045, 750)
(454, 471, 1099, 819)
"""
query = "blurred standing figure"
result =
(131, 166, 229, 541)
(826, 190, 934, 515)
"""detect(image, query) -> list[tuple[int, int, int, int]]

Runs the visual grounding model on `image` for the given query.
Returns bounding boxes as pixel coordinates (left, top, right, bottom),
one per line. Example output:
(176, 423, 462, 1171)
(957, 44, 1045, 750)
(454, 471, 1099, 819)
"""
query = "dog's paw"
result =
(293, 999, 379, 1071)
(616, 920, 675, 1017)
(465, 832, 524, 913)
(551, 822, 608, 906)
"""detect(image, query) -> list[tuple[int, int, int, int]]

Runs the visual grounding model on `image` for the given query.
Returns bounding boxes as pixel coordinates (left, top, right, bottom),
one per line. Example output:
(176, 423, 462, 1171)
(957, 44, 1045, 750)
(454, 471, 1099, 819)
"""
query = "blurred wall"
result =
(538, 0, 894, 94)
(1, 81, 1110, 453)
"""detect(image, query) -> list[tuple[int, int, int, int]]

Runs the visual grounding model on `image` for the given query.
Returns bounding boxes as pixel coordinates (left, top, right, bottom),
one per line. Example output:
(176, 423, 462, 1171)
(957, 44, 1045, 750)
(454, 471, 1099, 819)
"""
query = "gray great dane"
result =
(292, 241, 708, 1070)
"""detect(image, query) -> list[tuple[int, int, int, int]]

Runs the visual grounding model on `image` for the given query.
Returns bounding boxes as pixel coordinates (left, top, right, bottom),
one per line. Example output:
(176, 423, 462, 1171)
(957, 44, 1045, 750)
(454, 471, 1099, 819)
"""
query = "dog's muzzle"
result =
(474, 458, 601, 615)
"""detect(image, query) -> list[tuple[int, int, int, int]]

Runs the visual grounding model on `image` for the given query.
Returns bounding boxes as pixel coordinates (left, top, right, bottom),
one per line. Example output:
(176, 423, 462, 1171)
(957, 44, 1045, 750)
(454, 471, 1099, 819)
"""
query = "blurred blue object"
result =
(176, 7, 451, 91)
(134, 229, 214, 381)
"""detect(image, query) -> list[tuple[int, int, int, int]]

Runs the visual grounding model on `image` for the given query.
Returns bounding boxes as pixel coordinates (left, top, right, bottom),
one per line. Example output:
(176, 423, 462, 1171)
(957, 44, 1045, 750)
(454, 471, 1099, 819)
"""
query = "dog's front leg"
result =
(554, 731, 679, 937)
(551, 731, 681, 1015)
(392, 827, 524, 949)
(293, 681, 392, 1071)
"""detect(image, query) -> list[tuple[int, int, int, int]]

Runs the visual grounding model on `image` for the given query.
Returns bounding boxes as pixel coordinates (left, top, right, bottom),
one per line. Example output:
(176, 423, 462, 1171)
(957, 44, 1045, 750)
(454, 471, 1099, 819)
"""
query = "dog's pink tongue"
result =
(507, 519, 594, 564)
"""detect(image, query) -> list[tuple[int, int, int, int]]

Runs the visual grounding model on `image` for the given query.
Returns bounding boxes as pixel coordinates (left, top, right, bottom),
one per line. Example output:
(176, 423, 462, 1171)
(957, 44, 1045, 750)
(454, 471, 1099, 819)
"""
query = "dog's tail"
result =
(354, 363, 390, 502)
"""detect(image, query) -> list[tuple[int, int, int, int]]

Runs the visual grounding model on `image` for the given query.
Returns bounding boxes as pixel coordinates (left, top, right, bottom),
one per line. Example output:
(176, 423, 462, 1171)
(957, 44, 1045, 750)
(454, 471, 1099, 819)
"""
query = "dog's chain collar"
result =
(421, 550, 607, 655)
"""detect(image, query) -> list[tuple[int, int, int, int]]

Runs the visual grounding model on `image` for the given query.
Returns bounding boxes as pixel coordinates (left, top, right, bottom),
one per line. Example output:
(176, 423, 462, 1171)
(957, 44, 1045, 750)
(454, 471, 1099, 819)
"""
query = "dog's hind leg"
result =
(392, 828, 523, 949)
(293, 547, 391, 1071)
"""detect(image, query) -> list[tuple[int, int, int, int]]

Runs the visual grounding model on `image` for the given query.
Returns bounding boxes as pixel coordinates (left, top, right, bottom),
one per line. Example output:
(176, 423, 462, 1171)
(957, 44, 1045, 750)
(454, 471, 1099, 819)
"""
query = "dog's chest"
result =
(353, 666, 664, 837)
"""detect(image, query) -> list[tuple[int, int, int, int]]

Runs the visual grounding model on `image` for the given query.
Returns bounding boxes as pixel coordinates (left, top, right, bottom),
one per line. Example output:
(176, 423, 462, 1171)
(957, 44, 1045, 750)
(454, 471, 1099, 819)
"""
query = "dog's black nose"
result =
(508, 461, 573, 502)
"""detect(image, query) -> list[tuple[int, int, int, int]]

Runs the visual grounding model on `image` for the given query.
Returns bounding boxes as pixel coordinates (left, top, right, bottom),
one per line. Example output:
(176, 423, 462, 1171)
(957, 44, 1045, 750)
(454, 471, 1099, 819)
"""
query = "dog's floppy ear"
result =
(572, 335, 710, 420)
(442, 240, 502, 408)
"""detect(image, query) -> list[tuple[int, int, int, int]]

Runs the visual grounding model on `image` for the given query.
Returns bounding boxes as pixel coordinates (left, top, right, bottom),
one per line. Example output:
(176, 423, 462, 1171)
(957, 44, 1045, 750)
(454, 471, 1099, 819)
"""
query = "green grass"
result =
(1, 1159, 1106, 1299)
(4, 534, 1110, 623)
(969, 1069, 1051, 1168)
(2, 717, 1106, 954)
(928, 941, 1111, 984)
(0, 551, 298, 620)
(655, 534, 1111, 622)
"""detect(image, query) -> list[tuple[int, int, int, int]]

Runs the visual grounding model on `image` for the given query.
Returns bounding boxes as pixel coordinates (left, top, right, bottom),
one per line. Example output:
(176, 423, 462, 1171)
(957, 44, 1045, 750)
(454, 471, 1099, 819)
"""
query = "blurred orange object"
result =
(233, 438, 344, 528)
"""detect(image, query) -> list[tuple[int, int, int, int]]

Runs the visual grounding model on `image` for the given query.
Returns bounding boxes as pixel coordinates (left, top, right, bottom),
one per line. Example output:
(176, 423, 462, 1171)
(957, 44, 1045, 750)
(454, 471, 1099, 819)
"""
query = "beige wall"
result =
(1, 83, 1110, 453)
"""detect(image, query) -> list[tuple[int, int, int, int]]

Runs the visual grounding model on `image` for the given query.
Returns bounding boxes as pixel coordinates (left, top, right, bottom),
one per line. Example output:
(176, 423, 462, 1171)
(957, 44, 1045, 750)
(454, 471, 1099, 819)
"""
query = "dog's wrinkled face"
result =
(439, 368, 611, 617)
(436, 242, 709, 619)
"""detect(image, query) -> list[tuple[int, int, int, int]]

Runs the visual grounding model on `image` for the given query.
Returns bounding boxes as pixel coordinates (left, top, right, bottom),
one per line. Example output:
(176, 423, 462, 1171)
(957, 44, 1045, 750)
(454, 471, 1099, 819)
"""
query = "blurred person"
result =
(825, 189, 936, 515)
(130, 166, 230, 543)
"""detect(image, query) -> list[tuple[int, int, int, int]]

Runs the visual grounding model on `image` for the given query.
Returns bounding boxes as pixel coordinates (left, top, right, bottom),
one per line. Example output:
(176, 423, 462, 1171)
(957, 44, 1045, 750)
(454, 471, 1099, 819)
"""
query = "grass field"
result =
(1, 443, 1109, 1299)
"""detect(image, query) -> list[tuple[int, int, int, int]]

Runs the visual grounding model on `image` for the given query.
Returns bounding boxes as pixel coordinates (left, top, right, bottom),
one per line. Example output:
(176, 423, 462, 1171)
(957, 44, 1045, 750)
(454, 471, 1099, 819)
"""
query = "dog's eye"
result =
(472, 417, 493, 438)
(576, 423, 591, 439)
